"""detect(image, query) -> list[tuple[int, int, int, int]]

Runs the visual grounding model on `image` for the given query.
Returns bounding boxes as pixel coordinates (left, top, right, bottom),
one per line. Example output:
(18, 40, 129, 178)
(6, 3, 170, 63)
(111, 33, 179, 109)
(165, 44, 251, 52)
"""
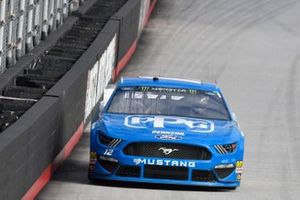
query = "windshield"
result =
(107, 87, 230, 120)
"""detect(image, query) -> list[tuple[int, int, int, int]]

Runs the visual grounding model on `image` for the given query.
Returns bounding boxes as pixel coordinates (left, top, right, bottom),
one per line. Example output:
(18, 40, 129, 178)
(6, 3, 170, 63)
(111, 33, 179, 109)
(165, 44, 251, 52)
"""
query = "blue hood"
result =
(95, 114, 242, 144)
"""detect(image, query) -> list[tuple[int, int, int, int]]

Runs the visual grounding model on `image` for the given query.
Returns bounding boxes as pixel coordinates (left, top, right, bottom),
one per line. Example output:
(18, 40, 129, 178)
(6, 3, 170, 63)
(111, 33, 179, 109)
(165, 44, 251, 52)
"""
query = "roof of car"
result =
(117, 77, 220, 92)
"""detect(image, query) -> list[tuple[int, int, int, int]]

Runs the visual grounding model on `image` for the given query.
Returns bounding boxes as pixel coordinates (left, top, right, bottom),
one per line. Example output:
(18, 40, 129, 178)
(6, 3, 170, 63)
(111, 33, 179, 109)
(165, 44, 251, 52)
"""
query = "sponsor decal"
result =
(153, 130, 184, 140)
(133, 158, 196, 168)
(236, 161, 243, 168)
(236, 161, 243, 180)
(158, 147, 178, 155)
(237, 173, 242, 181)
(138, 87, 198, 94)
(125, 116, 214, 133)
(155, 135, 182, 140)
(90, 152, 97, 160)
(84, 35, 116, 122)
(152, 130, 184, 136)
(89, 152, 97, 171)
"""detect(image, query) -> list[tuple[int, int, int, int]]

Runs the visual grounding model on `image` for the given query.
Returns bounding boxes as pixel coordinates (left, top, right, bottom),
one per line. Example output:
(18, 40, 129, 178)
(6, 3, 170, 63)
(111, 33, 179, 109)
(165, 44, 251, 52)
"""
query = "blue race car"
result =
(89, 77, 244, 189)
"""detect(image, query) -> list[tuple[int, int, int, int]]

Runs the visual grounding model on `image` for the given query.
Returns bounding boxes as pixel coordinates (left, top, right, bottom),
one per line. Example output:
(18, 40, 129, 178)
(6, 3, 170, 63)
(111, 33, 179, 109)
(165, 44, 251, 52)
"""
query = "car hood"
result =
(95, 114, 242, 144)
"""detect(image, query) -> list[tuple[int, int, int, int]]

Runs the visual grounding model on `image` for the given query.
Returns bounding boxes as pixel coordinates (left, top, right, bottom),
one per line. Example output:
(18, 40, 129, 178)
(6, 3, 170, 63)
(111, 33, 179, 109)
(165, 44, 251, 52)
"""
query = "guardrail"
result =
(0, 0, 157, 199)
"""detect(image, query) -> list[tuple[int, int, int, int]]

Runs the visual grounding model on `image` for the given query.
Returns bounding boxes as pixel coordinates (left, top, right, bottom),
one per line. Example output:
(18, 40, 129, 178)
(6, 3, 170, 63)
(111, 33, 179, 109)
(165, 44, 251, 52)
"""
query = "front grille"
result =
(123, 142, 211, 160)
(116, 165, 141, 177)
(192, 170, 215, 182)
(144, 165, 188, 180)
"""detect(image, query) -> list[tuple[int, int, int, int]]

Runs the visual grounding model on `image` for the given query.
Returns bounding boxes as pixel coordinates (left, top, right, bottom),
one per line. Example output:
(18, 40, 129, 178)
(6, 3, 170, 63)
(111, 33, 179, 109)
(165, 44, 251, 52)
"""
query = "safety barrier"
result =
(0, 0, 157, 199)
(0, 96, 60, 199)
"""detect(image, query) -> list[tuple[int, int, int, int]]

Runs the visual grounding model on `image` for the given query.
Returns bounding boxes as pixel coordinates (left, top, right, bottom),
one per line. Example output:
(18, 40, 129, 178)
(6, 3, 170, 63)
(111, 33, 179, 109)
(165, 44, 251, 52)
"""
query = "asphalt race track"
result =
(38, 0, 300, 199)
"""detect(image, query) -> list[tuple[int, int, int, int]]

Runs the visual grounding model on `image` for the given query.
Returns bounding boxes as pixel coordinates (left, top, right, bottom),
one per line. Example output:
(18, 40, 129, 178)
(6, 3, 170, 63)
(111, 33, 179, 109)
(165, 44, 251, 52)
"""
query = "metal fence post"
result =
(33, 0, 42, 45)
(26, 0, 34, 51)
(16, 0, 26, 59)
(42, 0, 49, 39)
(7, 0, 17, 66)
(49, 0, 55, 31)
(62, 0, 69, 19)
(55, 0, 63, 27)
(69, 0, 79, 13)
(0, 0, 7, 72)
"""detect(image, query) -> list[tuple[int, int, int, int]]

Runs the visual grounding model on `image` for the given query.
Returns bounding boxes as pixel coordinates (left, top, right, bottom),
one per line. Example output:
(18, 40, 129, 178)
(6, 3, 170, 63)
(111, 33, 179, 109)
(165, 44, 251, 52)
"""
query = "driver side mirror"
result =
(100, 84, 116, 111)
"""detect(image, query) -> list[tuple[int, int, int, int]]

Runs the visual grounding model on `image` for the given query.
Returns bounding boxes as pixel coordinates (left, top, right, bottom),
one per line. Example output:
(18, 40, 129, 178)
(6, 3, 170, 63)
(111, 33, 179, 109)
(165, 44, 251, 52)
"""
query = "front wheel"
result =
(88, 173, 98, 184)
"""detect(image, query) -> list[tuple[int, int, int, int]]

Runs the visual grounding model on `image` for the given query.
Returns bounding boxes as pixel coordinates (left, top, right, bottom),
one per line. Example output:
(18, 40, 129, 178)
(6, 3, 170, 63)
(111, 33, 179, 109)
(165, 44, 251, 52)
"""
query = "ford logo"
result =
(158, 147, 179, 155)
(155, 135, 183, 140)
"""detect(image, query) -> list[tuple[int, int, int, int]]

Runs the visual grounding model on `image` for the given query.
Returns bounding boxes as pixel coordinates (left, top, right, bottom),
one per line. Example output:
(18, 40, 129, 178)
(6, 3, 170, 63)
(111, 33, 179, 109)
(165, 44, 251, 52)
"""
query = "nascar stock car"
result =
(89, 77, 244, 189)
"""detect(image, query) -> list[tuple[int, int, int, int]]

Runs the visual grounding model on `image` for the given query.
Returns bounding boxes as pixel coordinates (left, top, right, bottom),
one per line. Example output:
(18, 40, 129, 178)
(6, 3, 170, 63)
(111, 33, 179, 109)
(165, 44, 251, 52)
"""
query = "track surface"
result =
(38, 0, 300, 199)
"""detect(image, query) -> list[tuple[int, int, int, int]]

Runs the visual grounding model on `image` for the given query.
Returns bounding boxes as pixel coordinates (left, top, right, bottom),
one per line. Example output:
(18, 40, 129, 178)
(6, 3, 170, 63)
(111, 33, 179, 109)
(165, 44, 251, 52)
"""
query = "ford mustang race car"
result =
(89, 77, 244, 189)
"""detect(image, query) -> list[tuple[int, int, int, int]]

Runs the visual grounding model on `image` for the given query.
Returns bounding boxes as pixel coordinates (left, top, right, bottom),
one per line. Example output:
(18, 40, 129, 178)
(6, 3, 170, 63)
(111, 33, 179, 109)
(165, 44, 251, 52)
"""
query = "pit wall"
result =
(0, 0, 157, 199)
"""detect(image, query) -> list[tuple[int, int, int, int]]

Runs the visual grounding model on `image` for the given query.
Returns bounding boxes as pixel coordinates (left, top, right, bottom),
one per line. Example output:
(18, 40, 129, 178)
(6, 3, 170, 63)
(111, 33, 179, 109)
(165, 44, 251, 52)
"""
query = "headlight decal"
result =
(215, 145, 227, 154)
(98, 133, 122, 148)
(214, 143, 237, 154)
(109, 138, 122, 148)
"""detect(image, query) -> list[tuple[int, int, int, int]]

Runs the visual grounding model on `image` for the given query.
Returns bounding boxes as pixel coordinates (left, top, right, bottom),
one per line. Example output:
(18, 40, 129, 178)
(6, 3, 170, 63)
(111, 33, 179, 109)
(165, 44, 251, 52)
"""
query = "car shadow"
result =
(90, 179, 234, 192)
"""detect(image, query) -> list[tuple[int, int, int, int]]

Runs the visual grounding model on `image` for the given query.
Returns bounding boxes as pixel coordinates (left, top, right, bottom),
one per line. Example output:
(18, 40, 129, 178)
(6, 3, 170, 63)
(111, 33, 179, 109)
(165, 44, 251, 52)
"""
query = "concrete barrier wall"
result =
(0, 0, 157, 199)
(0, 96, 59, 199)
(138, 0, 150, 35)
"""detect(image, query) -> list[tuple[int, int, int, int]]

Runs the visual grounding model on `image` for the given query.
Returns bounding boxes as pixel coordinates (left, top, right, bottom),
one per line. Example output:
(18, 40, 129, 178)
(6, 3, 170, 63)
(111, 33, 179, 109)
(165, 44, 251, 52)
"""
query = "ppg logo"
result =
(124, 116, 214, 133)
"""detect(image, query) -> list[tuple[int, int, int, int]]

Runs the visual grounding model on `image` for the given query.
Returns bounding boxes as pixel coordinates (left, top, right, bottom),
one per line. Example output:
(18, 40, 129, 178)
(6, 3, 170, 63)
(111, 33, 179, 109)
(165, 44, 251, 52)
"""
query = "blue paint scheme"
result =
(89, 77, 244, 188)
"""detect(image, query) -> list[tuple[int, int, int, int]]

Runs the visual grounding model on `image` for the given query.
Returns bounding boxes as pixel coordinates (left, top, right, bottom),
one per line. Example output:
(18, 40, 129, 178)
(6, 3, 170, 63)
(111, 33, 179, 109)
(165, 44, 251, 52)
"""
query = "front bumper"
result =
(88, 147, 243, 188)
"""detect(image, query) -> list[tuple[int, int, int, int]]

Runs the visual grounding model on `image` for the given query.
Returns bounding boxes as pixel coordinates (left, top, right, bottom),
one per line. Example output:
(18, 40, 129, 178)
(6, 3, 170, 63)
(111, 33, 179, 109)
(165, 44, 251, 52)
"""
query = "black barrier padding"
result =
(112, 0, 140, 62)
(0, 97, 59, 199)
(75, 0, 99, 15)
(0, 56, 75, 126)
(16, 76, 57, 90)
(0, 99, 35, 132)
(55, 41, 89, 51)
(47, 48, 85, 60)
(3, 86, 46, 99)
(85, 0, 127, 19)
(24, 69, 65, 79)
(0, 99, 34, 112)
(46, 17, 107, 61)
(29, 55, 76, 72)
(0, 112, 19, 132)
(17, 74, 60, 82)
